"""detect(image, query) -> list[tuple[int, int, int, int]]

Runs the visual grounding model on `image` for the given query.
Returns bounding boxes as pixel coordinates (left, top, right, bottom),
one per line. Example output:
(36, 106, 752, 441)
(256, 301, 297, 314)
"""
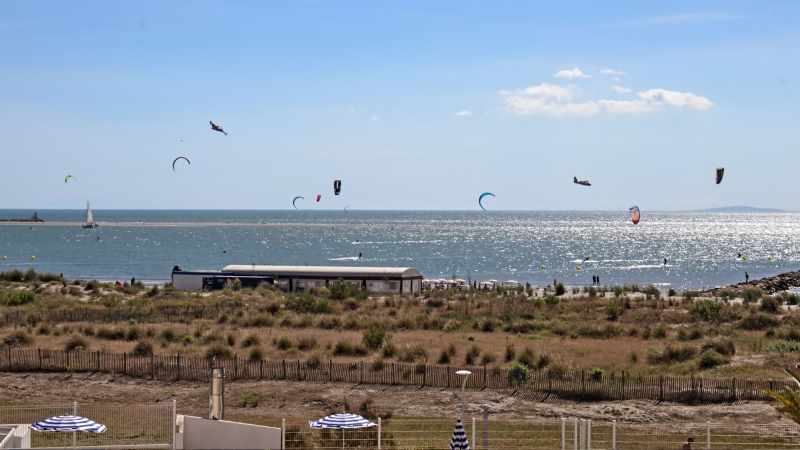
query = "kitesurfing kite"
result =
(315, 194, 322, 203)
(172, 156, 191, 171)
(333, 179, 342, 196)
(64, 175, 74, 184)
(209, 121, 228, 136)
(629, 206, 641, 225)
(478, 192, 496, 211)
(292, 196, 304, 209)
(715, 167, 725, 185)
(573, 176, 591, 187)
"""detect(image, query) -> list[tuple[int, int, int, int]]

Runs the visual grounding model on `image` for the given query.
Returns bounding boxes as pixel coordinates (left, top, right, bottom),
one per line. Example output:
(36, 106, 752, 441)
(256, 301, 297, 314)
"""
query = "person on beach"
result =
(664, 258, 668, 266)
(745, 272, 749, 283)
(682, 437, 694, 450)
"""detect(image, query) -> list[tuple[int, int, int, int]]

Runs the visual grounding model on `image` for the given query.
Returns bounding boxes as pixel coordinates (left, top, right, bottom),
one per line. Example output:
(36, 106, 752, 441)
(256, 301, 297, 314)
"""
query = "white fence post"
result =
(587, 419, 592, 450)
(378, 417, 382, 450)
(574, 419, 579, 450)
(706, 421, 711, 450)
(612, 420, 617, 450)
(171, 398, 177, 450)
(472, 417, 476, 450)
(561, 418, 566, 450)
(72, 401, 77, 448)
(281, 418, 286, 450)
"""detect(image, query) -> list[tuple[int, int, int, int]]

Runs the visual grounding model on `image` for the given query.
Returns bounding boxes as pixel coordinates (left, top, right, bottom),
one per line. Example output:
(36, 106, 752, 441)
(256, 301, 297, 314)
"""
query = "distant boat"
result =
(82, 202, 98, 229)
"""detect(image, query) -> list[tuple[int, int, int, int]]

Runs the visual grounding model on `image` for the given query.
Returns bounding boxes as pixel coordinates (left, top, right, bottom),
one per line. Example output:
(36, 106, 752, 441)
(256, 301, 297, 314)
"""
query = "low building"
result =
(172, 264, 423, 295)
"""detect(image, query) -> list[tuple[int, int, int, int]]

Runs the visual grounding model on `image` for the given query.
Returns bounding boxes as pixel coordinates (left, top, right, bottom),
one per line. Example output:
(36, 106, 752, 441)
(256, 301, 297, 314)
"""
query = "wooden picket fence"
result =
(0, 347, 792, 404)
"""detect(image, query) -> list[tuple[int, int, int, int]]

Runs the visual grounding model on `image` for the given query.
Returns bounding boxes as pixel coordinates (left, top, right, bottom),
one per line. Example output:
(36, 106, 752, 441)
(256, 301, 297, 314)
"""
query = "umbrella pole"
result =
(72, 401, 78, 448)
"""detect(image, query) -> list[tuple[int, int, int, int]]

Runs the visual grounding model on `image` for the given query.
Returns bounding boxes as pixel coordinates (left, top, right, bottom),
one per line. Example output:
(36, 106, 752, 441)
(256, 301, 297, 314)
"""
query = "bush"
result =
(130, 341, 153, 356)
(647, 345, 696, 365)
(159, 328, 177, 343)
(606, 301, 623, 321)
(96, 327, 125, 341)
(480, 320, 496, 332)
(329, 281, 361, 300)
(480, 353, 497, 365)
(0, 291, 35, 306)
(508, 362, 529, 386)
(362, 324, 387, 350)
(555, 283, 566, 296)
(504, 344, 516, 362)
(761, 296, 781, 314)
(0, 270, 25, 282)
(2, 331, 32, 347)
(206, 344, 233, 359)
(226, 334, 236, 347)
(652, 325, 668, 339)
(437, 349, 451, 365)
(742, 287, 764, 304)
(381, 340, 397, 358)
(240, 335, 260, 348)
(275, 336, 292, 350)
(677, 328, 704, 341)
(590, 368, 604, 382)
(698, 350, 729, 369)
(690, 300, 723, 322)
(399, 344, 427, 363)
(517, 348, 535, 368)
(287, 295, 332, 314)
(64, 336, 88, 352)
(739, 313, 779, 331)
(535, 353, 551, 369)
(125, 327, 141, 341)
(297, 337, 317, 351)
(702, 339, 736, 356)
(334, 341, 369, 357)
(239, 391, 259, 408)
(248, 348, 264, 361)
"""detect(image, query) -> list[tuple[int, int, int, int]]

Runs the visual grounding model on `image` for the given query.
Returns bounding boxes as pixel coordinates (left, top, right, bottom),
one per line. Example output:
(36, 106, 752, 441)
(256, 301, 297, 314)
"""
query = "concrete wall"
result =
(172, 273, 204, 291)
(0, 425, 30, 449)
(176, 415, 281, 450)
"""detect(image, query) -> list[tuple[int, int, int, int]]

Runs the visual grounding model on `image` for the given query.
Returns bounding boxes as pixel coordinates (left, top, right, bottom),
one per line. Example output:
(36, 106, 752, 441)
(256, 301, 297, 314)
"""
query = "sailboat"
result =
(82, 202, 98, 229)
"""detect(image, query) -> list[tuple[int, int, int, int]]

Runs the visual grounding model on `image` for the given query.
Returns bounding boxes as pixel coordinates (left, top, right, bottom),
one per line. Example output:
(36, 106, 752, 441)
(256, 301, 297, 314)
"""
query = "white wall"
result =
(176, 415, 281, 450)
(172, 273, 204, 291)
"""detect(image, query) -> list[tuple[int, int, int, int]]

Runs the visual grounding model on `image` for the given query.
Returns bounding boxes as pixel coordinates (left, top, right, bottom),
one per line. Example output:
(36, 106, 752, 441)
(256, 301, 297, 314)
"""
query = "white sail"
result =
(85, 202, 94, 225)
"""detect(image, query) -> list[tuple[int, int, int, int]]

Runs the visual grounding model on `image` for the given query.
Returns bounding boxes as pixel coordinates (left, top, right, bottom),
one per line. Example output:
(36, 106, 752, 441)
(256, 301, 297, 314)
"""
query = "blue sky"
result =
(1, 0, 798, 210)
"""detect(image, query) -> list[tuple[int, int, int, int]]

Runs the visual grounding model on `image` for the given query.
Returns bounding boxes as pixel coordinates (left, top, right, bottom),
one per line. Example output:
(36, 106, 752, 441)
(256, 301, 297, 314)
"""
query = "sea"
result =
(0, 210, 798, 290)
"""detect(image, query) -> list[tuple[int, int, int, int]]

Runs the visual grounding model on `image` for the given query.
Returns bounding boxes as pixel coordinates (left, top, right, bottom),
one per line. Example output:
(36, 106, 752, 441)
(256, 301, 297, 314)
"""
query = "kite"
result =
(209, 121, 228, 136)
(573, 176, 591, 187)
(715, 168, 725, 185)
(172, 156, 191, 171)
(629, 206, 641, 225)
(315, 194, 322, 202)
(292, 196, 304, 209)
(478, 192, 495, 211)
(334, 179, 342, 196)
(64, 175, 74, 183)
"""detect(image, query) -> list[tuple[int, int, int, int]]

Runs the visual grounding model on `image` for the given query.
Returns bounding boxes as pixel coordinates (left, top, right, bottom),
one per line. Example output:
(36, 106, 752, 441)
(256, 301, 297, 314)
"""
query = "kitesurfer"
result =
(209, 121, 228, 136)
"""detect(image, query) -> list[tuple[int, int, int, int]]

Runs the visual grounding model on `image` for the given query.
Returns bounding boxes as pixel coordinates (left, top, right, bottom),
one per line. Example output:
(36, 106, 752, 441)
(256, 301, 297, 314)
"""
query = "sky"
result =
(1, 0, 798, 210)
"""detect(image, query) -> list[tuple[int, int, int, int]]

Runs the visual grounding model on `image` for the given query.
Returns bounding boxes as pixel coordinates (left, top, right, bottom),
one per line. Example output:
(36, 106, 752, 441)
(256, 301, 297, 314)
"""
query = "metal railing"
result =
(0, 402, 175, 449)
(274, 417, 800, 450)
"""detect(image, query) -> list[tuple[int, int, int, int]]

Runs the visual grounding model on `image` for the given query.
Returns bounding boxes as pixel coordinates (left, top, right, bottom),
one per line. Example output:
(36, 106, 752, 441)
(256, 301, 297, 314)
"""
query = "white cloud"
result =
(553, 68, 591, 80)
(601, 68, 625, 77)
(637, 89, 714, 110)
(500, 82, 713, 117)
(612, 85, 633, 94)
(454, 110, 473, 117)
(369, 114, 380, 122)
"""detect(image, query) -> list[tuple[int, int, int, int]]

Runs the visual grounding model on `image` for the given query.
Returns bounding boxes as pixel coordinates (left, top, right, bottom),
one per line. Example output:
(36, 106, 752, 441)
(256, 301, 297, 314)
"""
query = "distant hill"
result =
(697, 206, 784, 213)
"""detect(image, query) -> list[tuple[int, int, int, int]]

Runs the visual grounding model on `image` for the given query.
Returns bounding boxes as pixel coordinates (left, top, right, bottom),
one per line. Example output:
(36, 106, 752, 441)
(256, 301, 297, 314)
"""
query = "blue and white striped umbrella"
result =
(309, 413, 376, 429)
(449, 419, 470, 450)
(31, 415, 107, 433)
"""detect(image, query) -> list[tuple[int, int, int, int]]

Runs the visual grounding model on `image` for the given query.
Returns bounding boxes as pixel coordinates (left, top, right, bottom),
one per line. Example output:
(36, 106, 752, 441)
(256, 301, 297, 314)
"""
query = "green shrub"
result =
(702, 339, 736, 356)
(590, 368, 604, 382)
(555, 283, 566, 296)
(275, 336, 292, 350)
(224, 278, 242, 291)
(240, 335, 260, 348)
(0, 270, 25, 282)
(742, 287, 764, 304)
(606, 301, 623, 321)
(2, 331, 32, 347)
(362, 324, 387, 350)
(96, 327, 125, 340)
(517, 348, 535, 367)
(698, 350, 729, 369)
(760, 296, 781, 314)
(652, 325, 668, 339)
(158, 328, 177, 343)
(739, 313, 779, 331)
(206, 344, 233, 359)
(508, 362, 529, 386)
(381, 340, 397, 358)
(535, 353, 551, 369)
(226, 334, 236, 347)
(125, 327, 141, 341)
(437, 349, 451, 365)
(480, 353, 497, 365)
(248, 348, 264, 361)
(0, 291, 35, 306)
(287, 295, 332, 314)
(647, 344, 696, 365)
(297, 337, 317, 351)
(329, 281, 361, 300)
(690, 300, 723, 322)
(334, 341, 369, 357)
(504, 344, 516, 362)
(239, 391, 259, 407)
(64, 336, 88, 352)
(398, 344, 427, 362)
(130, 341, 153, 356)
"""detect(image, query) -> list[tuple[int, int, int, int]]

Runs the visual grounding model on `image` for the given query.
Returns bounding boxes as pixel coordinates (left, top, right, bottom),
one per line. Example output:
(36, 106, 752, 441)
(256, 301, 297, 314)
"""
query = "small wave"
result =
(352, 240, 442, 245)
(329, 256, 361, 261)
(615, 264, 674, 270)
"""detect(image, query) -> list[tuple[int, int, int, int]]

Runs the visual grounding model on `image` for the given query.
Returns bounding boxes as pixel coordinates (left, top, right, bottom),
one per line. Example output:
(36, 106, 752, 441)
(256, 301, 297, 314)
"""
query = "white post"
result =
(587, 419, 591, 450)
(573, 419, 578, 450)
(281, 418, 286, 450)
(472, 417, 476, 450)
(706, 421, 711, 450)
(171, 398, 177, 450)
(561, 418, 566, 450)
(377, 417, 382, 450)
(72, 401, 77, 448)
(612, 420, 616, 450)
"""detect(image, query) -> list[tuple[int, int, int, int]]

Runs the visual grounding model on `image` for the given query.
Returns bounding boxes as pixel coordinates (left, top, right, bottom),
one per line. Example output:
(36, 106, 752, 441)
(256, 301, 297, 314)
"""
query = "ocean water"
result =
(0, 210, 799, 289)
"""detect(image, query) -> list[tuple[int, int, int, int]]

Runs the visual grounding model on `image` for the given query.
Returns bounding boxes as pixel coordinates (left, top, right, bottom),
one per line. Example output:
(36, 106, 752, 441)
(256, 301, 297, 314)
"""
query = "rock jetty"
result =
(702, 270, 800, 296)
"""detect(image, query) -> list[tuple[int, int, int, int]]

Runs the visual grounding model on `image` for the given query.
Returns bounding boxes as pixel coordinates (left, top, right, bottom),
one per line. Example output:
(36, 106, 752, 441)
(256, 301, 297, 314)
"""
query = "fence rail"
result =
(0, 348, 793, 404)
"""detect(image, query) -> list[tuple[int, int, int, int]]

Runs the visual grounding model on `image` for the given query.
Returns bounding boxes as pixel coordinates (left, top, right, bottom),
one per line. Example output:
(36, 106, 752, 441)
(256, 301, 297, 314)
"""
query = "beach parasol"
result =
(449, 419, 470, 450)
(309, 413, 375, 448)
(31, 416, 106, 433)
